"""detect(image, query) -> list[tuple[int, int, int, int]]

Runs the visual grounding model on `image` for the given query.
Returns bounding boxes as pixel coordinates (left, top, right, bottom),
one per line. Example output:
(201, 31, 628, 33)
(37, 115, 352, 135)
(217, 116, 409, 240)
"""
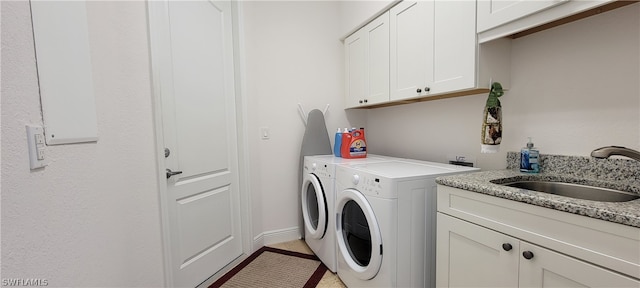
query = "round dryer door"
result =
(301, 173, 327, 239)
(336, 188, 383, 280)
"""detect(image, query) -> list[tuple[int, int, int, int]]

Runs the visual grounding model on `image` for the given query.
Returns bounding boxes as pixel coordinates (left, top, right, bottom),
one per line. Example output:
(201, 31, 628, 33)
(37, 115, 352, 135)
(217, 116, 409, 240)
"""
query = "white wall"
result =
(1, 2, 165, 286)
(241, 1, 366, 245)
(5, 2, 637, 283)
(366, 3, 640, 170)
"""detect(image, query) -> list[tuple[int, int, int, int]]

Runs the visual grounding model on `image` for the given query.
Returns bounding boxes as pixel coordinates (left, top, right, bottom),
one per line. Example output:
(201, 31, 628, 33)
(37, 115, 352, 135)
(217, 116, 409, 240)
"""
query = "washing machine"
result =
(334, 160, 479, 287)
(301, 155, 397, 273)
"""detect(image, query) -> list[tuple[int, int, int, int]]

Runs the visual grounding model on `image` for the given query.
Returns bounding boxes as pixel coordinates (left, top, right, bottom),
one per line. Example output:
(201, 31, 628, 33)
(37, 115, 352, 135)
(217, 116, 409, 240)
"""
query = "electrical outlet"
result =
(446, 154, 475, 167)
(26, 125, 47, 169)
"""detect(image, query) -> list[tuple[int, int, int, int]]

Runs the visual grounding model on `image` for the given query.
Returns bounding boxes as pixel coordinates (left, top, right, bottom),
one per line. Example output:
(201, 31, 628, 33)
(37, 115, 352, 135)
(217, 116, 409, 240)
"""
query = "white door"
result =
(148, 1, 242, 287)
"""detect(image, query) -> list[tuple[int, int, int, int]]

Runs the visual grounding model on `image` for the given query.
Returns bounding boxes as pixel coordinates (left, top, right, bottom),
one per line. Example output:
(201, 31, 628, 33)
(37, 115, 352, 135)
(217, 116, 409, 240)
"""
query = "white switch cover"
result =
(27, 125, 47, 169)
(260, 127, 270, 140)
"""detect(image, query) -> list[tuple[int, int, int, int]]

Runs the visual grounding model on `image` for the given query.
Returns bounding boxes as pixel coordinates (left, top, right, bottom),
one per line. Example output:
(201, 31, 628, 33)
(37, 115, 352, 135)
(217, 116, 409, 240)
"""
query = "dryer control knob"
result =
(352, 174, 360, 185)
(311, 163, 317, 171)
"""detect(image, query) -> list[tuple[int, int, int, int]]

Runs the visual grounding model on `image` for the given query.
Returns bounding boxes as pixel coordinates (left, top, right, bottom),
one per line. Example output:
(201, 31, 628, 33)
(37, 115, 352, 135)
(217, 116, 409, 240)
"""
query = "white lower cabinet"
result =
(519, 241, 640, 288)
(438, 214, 640, 288)
(437, 213, 519, 287)
(436, 184, 640, 288)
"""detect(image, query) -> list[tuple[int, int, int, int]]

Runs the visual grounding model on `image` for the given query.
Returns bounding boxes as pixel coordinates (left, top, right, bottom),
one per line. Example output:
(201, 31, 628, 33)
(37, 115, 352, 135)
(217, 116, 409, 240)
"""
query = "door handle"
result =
(166, 168, 183, 179)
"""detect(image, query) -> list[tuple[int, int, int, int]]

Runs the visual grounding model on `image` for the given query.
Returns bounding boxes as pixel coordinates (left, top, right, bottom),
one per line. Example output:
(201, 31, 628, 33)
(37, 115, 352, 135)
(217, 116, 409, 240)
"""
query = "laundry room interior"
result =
(2, 0, 639, 287)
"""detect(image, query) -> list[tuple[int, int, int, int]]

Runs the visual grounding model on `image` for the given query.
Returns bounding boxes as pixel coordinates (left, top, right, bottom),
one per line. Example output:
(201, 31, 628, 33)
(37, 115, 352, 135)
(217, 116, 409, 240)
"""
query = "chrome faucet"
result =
(591, 146, 640, 162)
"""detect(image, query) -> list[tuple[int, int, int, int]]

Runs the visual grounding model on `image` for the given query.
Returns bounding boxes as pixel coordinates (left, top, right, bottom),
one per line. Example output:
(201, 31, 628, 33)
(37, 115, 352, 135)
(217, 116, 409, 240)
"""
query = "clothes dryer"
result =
(334, 160, 479, 287)
(301, 155, 396, 273)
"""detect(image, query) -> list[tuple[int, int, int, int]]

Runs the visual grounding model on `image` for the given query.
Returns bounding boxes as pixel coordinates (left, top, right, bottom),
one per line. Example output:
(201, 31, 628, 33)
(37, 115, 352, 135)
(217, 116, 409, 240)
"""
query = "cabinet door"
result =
(477, 0, 569, 33)
(437, 213, 519, 288)
(430, 0, 477, 94)
(345, 30, 366, 108)
(364, 12, 390, 105)
(519, 242, 640, 288)
(389, 1, 433, 101)
(344, 12, 389, 108)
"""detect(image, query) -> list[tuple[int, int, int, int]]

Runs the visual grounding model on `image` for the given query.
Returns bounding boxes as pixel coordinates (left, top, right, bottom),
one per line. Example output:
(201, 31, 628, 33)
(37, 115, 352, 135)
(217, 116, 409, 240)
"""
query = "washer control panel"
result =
(310, 162, 331, 178)
(336, 165, 390, 196)
(355, 174, 383, 195)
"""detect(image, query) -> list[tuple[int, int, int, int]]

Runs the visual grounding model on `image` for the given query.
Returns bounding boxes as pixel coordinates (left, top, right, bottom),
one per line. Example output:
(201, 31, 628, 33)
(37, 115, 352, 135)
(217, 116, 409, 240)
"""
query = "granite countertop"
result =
(436, 152, 640, 228)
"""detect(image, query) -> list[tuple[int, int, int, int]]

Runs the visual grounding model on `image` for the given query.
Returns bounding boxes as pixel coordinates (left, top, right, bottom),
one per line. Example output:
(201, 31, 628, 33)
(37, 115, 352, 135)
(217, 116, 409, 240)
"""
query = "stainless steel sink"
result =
(501, 181, 640, 202)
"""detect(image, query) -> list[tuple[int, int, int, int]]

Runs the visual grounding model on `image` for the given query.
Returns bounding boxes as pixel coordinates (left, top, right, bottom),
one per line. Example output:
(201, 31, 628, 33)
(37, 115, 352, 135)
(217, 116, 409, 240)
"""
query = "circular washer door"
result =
(301, 173, 328, 239)
(335, 188, 383, 280)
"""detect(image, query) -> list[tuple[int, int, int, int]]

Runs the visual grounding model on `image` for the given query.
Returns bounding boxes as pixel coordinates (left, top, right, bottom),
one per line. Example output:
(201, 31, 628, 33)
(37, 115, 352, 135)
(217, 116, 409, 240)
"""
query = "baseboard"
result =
(196, 253, 247, 288)
(253, 226, 300, 250)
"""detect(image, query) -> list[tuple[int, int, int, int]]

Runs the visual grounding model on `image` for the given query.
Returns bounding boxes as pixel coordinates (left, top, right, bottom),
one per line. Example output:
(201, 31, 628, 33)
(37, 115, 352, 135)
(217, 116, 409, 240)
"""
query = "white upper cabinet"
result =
(430, 1, 477, 95)
(344, 31, 366, 108)
(366, 13, 390, 105)
(346, 0, 512, 108)
(477, 0, 569, 33)
(389, 1, 433, 101)
(344, 0, 624, 108)
(477, 0, 618, 43)
(345, 12, 390, 108)
(389, 0, 508, 103)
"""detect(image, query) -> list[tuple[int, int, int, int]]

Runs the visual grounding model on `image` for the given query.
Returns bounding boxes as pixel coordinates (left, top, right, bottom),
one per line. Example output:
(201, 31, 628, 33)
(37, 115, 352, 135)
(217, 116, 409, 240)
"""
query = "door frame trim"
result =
(146, 1, 252, 286)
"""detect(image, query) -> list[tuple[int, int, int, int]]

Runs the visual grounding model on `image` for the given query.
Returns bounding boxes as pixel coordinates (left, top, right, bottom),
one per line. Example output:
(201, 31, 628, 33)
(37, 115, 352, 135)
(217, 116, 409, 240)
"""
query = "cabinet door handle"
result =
(363, 99, 368, 103)
(417, 88, 422, 93)
(359, 100, 363, 104)
(502, 243, 512, 251)
(425, 87, 431, 92)
(522, 251, 534, 260)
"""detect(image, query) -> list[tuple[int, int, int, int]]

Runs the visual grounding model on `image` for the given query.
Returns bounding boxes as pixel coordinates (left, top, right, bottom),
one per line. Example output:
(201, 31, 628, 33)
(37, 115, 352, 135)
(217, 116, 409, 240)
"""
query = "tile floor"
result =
(267, 240, 346, 288)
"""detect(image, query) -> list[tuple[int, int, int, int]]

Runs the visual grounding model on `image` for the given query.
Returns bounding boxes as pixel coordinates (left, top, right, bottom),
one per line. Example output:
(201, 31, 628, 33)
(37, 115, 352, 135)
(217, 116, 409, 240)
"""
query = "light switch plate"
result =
(26, 125, 47, 169)
(260, 127, 270, 140)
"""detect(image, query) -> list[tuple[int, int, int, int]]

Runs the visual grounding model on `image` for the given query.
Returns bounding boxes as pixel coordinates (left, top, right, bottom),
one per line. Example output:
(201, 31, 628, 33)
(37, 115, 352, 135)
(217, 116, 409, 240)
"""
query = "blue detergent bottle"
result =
(334, 128, 342, 157)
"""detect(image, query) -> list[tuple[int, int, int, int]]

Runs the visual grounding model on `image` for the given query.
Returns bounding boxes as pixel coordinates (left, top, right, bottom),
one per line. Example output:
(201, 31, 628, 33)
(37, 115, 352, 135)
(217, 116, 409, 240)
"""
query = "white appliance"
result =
(334, 160, 479, 287)
(301, 155, 396, 273)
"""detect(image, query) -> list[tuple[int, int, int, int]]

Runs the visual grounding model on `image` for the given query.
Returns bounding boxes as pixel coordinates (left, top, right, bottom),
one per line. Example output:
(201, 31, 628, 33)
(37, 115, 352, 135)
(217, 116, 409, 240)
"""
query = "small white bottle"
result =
(520, 137, 540, 173)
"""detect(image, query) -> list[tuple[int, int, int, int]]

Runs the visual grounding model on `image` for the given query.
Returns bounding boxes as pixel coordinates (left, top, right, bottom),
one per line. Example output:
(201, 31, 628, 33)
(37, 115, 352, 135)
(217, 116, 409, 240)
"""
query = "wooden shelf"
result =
(347, 88, 490, 109)
(509, 1, 637, 39)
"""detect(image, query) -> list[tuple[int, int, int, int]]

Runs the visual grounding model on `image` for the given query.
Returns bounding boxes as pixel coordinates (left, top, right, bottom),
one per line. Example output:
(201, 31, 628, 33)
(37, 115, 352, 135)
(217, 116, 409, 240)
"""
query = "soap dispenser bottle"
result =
(520, 137, 540, 173)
